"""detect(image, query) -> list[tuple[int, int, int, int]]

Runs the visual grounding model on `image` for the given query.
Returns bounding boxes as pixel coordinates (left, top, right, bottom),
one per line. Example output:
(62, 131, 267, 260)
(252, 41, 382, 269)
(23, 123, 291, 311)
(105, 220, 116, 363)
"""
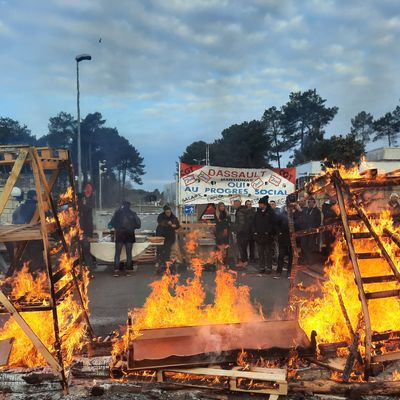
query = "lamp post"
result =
(75, 53, 92, 192)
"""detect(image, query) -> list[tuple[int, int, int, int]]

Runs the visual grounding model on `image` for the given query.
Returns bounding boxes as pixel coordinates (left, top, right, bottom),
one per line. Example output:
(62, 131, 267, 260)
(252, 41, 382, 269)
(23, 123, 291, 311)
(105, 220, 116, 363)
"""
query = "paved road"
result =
(88, 263, 291, 336)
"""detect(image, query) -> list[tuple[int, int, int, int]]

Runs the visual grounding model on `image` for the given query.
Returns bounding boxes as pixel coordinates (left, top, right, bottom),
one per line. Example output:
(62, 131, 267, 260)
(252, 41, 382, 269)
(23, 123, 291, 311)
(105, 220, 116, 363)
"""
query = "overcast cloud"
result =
(0, 0, 399, 189)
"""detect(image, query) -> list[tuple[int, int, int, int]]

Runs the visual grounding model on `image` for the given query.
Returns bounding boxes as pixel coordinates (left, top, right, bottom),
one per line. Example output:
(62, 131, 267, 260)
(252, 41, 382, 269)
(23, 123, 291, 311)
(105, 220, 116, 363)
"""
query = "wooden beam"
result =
(0, 148, 28, 216)
(0, 290, 62, 373)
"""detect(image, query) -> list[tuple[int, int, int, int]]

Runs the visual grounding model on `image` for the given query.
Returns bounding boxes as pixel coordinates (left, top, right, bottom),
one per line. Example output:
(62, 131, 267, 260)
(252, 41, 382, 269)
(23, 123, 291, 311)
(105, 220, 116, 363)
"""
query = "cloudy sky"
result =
(1, 0, 400, 190)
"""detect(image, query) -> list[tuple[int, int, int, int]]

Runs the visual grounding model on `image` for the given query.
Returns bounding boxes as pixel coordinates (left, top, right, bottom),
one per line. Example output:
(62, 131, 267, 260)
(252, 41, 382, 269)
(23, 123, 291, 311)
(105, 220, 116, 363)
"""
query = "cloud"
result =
(1, 0, 400, 189)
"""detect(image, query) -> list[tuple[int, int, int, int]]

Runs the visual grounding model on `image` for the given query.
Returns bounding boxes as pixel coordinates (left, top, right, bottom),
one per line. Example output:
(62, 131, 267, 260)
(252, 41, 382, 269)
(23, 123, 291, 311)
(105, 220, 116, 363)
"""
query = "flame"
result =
(113, 230, 264, 360)
(0, 187, 90, 368)
(393, 370, 400, 381)
(297, 170, 400, 359)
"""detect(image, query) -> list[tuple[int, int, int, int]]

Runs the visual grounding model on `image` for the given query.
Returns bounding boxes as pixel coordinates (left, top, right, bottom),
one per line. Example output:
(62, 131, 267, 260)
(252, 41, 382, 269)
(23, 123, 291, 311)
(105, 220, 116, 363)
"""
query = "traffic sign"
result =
(184, 205, 195, 215)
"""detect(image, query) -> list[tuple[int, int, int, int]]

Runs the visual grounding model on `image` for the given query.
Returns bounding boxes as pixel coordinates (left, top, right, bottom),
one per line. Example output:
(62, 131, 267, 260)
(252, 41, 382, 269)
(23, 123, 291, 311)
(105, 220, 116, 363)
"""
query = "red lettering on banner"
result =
(272, 167, 296, 184)
(180, 163, 203, 177)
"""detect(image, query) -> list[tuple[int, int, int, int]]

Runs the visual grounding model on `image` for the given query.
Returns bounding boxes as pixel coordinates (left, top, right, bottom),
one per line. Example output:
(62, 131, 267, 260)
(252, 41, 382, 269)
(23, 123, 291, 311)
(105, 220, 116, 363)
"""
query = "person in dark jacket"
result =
(388, 193, 400, 227)
(253, 196, 277, 274)
(321, 194, 337, 258)
(109, 201, 141, 277)
(245, 200, 256, 262)
(11, 190, 44, 272)
(214, 202, 231, 264)
(156, 206, 180, 273)
(12, 190, 37, 224)
(301, 197, 322, 264)
(233, 200, 252, 267)
(77, 193, 94, 270)
(274, 206, 293, 279)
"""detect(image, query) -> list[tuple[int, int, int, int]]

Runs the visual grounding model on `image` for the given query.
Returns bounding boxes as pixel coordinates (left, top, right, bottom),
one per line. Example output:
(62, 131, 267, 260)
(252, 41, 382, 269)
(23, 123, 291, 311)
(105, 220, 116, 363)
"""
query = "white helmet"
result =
(11, 187, 22, 197)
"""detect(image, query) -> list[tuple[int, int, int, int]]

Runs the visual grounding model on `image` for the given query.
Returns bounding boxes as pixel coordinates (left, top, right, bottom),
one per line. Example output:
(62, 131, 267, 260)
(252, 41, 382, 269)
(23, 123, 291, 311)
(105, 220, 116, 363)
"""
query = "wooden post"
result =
(332, 170, 372, 379)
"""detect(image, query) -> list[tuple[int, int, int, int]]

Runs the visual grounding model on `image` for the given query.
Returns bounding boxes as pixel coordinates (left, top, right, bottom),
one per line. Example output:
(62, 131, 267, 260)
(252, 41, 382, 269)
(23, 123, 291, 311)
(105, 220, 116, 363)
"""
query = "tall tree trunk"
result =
(122, 161, 127, 199)
(273, 130, 281, 168)
(118, 169, 121, 201)
(388, 132, 392, 147)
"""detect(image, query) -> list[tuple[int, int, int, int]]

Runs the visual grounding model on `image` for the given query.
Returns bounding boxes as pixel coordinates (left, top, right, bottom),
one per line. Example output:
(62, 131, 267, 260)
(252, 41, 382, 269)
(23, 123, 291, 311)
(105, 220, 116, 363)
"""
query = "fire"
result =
(393, 370, 400, 381)
(113, 230, 264, 359)
(297, 173, 400, 354)
(0, 187, 90, 368)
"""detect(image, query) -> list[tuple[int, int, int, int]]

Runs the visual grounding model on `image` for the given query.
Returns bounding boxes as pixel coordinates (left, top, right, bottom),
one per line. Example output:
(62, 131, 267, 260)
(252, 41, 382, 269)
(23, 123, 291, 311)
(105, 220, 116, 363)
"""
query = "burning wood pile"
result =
(109, 231, 313, 398)
(288, 165, 400, 393)
(0, 146, 92, 391)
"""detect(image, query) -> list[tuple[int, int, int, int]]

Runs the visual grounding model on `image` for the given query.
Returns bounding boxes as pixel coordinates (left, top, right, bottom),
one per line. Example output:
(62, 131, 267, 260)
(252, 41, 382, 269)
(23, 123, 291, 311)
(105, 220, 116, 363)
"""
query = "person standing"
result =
(274, 206, 293, 279)
(233, 200, 252, 268)
(109, 201, 141, 277)
(214, 202, 231, 264)
(11, 190, 43, 272)
(245, 200, 256, 263)
(156, 206, 180, 273)
(388, 193, 400, 227)
(269, 200, 279, 268)
(302, 197, 322, 265)
(253, 196, 277, 274)
(77, 193, 94, 270)
(321, 194, 337, 258)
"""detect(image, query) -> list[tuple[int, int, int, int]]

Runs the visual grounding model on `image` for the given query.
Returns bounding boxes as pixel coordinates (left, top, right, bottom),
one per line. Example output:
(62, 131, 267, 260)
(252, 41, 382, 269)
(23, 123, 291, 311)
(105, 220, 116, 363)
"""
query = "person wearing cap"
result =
(388, 193, 400, 227)
(155, 205, 180, 274)
(253, 195, 278, 274)
(12, 190, 37, 224)
(11, 189, 43, 272)
(109, 201, 141, 277)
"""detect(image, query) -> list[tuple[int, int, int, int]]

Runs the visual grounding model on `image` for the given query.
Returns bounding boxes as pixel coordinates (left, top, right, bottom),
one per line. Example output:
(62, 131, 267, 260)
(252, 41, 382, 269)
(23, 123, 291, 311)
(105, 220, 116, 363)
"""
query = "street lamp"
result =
(76, 53, 92, 192)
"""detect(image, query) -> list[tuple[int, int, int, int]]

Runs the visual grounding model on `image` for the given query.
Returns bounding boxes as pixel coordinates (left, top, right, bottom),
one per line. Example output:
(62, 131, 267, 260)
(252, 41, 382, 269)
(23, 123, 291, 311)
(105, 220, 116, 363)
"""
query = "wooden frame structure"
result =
(0, 145, 92, 390)
(287, 168, 400, 380)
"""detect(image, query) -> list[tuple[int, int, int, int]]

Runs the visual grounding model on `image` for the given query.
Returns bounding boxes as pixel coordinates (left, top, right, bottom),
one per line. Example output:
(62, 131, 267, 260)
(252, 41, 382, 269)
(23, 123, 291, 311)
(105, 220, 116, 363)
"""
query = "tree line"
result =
(180, 89, 400, 169)
(0, 112, 145, 206)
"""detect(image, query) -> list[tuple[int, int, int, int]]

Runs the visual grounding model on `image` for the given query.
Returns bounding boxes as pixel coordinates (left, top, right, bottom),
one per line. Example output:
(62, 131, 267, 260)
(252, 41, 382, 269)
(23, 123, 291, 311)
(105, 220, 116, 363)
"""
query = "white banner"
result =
(179, 164, 296, 207)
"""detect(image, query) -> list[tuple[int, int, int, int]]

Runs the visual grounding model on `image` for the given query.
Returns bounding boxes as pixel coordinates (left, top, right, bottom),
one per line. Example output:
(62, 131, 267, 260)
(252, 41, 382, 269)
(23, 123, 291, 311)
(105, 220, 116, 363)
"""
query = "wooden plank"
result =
(0, 148, 28, 215)
(361, 275, 397, 284)
(158, 366, 288, 395)
(163, 366, 286, 381)
(371, 351, 400, 363)
(0, 291, 62, 372)
(365, 289, 400, 300)
(371, 330, 400, 342)
(356, 252, 382, 259)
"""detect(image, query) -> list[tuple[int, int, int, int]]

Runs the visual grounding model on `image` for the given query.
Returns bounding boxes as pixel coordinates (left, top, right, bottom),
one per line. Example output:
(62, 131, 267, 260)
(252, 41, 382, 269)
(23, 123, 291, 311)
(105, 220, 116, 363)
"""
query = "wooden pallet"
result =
(156, 365, 287, 398)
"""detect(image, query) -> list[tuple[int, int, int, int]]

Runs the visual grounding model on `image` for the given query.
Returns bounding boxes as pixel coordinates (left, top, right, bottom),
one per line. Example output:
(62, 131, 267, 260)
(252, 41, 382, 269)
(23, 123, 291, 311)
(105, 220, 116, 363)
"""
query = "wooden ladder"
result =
(332, 170, 400, 379)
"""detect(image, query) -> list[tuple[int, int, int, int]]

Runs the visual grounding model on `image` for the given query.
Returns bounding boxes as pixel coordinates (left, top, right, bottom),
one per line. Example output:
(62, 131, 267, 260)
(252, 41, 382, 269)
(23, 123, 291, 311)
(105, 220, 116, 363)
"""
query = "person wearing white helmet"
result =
(388, 193, 400, 226)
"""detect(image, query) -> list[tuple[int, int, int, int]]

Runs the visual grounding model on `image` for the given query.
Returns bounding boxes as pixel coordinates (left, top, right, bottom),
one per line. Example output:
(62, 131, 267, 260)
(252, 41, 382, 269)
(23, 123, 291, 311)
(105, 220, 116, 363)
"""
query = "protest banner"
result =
(179, 163, 296, 206)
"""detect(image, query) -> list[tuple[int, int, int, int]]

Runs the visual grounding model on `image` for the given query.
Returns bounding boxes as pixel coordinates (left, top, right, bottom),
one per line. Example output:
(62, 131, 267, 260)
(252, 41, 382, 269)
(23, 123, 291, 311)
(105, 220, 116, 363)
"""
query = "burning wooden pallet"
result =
(0, 146, 93, 391)
(288, 167, 400, 381)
